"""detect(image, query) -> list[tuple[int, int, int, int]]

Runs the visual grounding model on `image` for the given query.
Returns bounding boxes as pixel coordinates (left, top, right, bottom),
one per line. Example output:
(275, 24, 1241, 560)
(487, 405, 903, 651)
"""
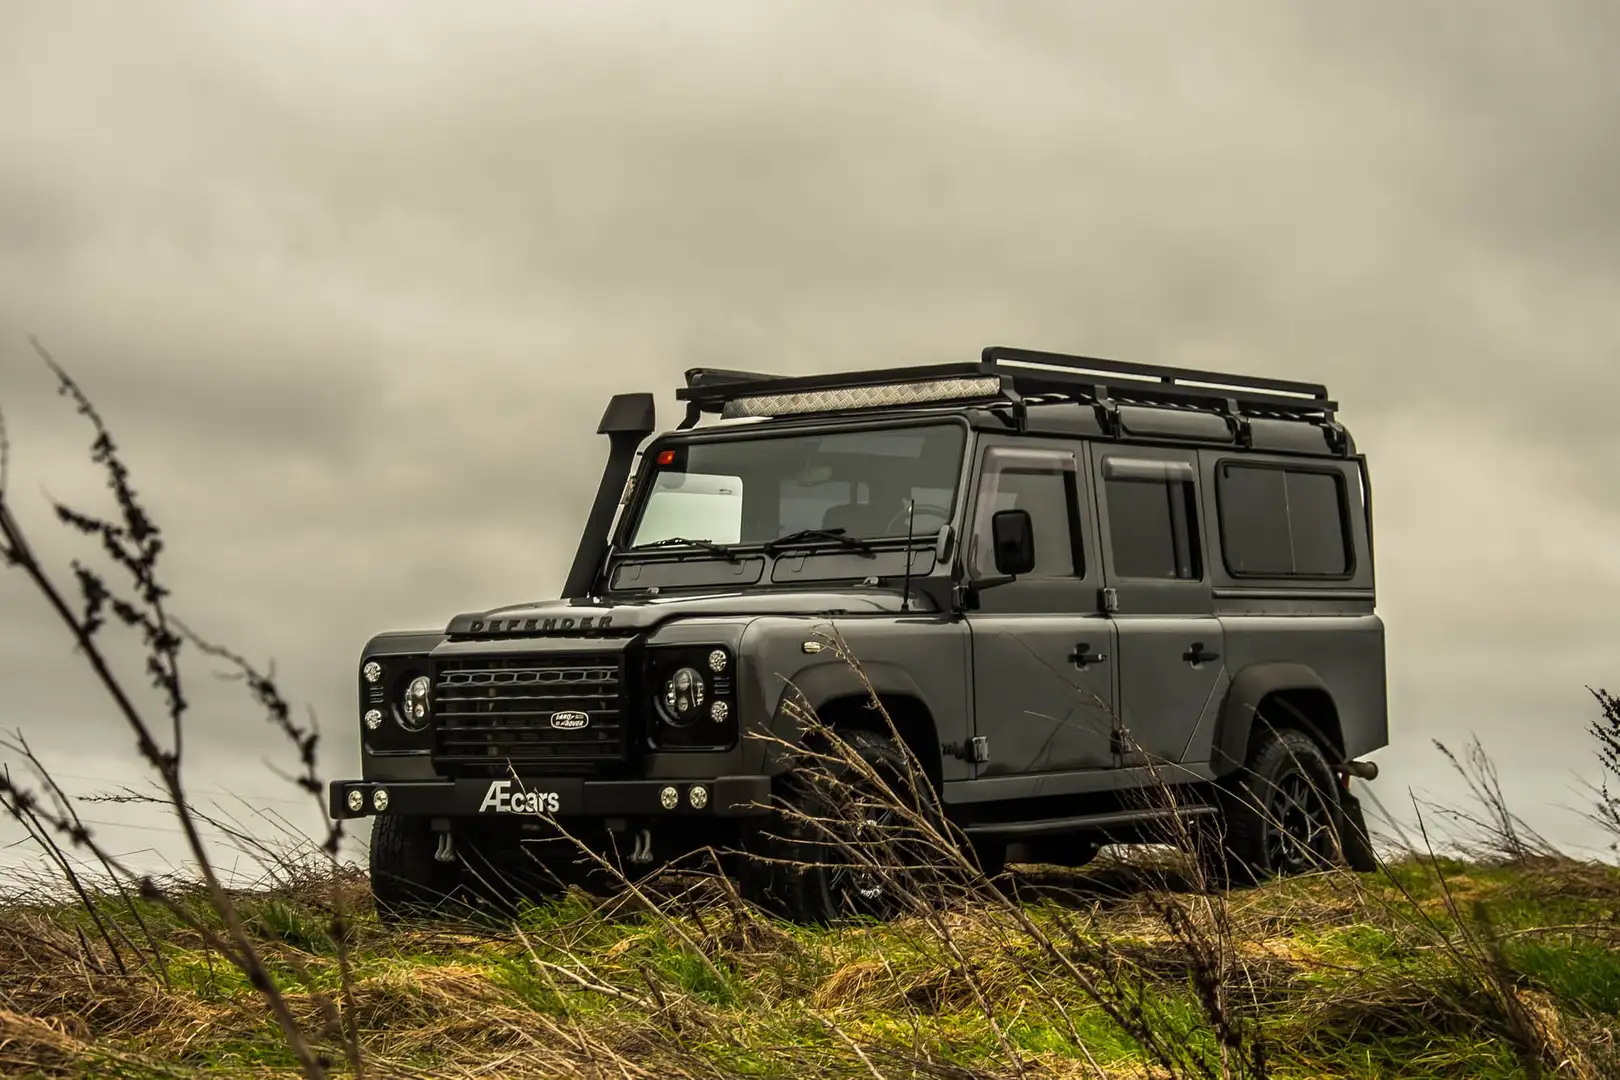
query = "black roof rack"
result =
(674, 345, 1343, 450)
(683, 367, 787, 388)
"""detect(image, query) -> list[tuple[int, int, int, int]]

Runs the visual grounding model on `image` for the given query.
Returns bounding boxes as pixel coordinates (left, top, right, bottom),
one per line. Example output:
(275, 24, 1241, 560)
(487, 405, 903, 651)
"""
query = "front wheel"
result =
(1200, 728, 1351, 886)
(743, 729, 942, 924)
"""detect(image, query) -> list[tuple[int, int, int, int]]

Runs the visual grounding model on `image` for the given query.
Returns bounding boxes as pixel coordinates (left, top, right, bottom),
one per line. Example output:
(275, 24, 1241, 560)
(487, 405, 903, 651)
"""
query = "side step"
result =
(962, 804, 1217, 840)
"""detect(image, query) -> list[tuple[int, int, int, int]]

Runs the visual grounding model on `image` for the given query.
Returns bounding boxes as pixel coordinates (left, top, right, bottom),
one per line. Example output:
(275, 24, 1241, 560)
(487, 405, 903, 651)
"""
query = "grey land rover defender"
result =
(331, 346, 1386, 922)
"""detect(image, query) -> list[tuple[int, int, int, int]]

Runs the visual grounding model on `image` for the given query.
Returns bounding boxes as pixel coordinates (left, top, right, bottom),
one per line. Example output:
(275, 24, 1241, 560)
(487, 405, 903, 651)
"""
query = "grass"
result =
(2, 849, 1616, 1079)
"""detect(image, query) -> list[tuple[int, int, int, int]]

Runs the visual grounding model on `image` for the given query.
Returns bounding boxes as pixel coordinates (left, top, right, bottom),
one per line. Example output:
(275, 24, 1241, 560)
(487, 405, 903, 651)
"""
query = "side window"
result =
(1217, 463, 1351, 577)
(970, 447, 1082, 578)
(1101, 457, 1202, 580)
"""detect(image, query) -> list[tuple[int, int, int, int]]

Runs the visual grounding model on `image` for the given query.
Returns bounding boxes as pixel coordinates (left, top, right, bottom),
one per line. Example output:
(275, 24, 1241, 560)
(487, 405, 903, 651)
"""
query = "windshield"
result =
(626, 423, 967, 548)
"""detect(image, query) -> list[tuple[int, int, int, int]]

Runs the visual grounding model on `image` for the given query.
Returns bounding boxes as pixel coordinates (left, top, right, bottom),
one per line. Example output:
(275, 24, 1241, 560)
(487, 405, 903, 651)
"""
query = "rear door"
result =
(965, 439, 1118, 777)
(1090, 446, 1227, 769)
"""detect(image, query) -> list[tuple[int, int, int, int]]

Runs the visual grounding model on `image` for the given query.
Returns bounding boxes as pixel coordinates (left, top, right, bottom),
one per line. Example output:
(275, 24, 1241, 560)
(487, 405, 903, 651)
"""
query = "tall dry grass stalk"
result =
(0, 339, 358, 1078)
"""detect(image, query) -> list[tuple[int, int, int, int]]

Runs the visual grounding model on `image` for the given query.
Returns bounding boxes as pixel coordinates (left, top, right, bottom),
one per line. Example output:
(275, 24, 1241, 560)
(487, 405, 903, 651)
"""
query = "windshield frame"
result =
(607, 413, 976, 565)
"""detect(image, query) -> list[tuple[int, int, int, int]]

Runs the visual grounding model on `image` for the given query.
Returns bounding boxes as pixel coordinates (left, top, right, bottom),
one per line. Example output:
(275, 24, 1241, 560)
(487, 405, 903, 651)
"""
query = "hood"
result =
(445, 586, 937, 637)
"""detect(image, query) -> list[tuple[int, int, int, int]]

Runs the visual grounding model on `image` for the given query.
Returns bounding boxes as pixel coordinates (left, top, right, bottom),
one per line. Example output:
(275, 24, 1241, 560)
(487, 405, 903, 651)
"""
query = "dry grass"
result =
(0, 846, 1615, 1080)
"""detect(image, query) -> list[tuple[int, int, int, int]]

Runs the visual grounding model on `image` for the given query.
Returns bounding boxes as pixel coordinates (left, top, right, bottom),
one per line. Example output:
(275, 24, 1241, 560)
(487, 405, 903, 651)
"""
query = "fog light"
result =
(372, 788, 389, 812)
(659, 786, 679, 810)
(364, 709, 383, 730)
(363, 661, 382, 684)
(346, 789, 364, 812)
(709, 700, 730, 724)
(708, 649, 728, 673)
(689, 785, 709, 810)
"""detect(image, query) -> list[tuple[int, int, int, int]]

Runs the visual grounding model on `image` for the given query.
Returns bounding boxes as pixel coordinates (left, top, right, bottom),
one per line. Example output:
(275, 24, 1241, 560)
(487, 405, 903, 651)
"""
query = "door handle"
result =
(1183, 642, 1220, 666)
(1071, 643, 1108, 668)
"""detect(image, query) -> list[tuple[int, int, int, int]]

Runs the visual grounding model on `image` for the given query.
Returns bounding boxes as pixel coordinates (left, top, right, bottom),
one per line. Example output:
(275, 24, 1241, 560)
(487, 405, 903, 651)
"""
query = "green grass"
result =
(3, 854, 1618, 1079)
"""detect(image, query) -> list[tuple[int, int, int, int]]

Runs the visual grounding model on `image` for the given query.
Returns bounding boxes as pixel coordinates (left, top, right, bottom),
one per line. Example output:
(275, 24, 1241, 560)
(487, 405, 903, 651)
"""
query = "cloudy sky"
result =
(3, 1, 1618, 878)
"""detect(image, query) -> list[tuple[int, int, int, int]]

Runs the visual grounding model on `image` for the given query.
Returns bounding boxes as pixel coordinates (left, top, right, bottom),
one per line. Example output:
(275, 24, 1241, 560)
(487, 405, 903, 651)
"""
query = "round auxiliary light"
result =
(346, 789, 365, 813)
(399, 675, 431, 731)
(364, 709, 383, 730)
(710, 700, 730, 724)
(662, 667, 707, 725)
(708, 649, 728, 673)
(372, 788, 389, 812)
(689, 785, 709, 810)
(362, 661, 382, 684)
(659, 786, 680, 811)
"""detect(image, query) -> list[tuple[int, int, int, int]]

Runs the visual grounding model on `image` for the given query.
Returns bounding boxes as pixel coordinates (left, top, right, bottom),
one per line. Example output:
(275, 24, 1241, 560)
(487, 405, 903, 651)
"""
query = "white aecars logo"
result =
(478, 780, 559, 814)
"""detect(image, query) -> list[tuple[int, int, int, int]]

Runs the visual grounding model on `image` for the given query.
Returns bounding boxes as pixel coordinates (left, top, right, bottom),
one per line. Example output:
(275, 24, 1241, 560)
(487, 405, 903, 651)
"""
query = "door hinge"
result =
(945, 736, 990, 764)
(1110, 728, 1143, 762)
(1100, 587, 1119, 613)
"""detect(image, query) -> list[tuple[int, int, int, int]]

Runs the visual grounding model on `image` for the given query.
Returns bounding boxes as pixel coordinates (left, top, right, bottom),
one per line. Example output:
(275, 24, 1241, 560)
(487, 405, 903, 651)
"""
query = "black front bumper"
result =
(328, 775, 772, 821)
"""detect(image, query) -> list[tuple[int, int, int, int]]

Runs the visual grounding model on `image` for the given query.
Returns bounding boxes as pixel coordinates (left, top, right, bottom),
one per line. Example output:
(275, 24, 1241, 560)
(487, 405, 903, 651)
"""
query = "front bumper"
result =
(327, 775, 772, 821)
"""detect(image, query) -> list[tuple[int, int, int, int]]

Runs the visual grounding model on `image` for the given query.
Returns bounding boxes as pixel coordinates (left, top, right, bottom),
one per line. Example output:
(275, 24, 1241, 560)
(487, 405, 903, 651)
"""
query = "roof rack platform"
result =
(675, 344, 1343, 450)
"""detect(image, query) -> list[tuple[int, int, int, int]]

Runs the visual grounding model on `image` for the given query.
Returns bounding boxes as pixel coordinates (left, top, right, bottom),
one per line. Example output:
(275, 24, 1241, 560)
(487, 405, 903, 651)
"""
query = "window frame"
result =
(613, 416, 973, 551)
(1098, 454, 1205, 583)
(1213, 459, 1357, 581)
(967, 444, 1085, 581)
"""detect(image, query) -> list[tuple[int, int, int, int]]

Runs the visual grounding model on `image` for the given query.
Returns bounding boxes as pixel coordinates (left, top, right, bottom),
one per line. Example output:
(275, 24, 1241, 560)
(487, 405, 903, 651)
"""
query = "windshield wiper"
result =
(630, 537, 740, 563)
(764, 528, 874, 557)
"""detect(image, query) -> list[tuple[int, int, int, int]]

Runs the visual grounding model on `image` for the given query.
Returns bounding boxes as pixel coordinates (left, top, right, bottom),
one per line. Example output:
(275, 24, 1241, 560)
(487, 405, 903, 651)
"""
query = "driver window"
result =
(969, 447, 1082, 578)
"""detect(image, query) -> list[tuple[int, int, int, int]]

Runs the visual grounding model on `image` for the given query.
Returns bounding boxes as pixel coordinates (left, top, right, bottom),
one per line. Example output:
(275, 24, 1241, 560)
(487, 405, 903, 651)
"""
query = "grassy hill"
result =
(3, 846, 1617, 1079)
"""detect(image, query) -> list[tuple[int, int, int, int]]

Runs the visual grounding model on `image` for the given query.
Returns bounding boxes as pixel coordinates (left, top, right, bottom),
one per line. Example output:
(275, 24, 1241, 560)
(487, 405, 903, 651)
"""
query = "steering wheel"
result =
(885, 503, 951, 536)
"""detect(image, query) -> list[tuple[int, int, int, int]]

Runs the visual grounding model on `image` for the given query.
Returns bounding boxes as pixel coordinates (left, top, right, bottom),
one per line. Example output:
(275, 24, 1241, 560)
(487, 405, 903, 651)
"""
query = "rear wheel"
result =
(1201, 728, 1349, 885)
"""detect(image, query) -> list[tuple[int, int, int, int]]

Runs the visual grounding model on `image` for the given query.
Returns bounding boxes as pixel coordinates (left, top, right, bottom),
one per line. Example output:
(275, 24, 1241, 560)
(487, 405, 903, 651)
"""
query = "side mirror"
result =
(990, 509, 1035, 577)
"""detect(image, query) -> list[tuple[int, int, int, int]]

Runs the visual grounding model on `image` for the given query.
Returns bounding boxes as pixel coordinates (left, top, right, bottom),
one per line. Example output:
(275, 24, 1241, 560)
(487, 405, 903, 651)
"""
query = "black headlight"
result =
(661, 666, 708, 725)
(648, 646, 736, 750)
(399, 675, 432, 731)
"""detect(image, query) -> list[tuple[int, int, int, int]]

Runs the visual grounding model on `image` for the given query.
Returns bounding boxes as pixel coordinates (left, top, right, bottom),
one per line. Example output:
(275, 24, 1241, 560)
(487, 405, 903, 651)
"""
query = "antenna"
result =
(900, 497, 917, 612)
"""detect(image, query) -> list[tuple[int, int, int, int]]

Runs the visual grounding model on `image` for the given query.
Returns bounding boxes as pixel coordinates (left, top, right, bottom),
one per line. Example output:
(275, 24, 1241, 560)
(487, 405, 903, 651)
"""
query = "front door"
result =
(965, 441, 1118, 777)
(1091, 446, 1227, 769)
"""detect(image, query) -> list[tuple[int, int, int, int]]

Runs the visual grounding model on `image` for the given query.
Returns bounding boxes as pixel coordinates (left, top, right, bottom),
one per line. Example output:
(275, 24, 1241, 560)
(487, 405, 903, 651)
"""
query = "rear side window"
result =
(1101, 457, 1202, 581)
(1217, 463, 1352, 577)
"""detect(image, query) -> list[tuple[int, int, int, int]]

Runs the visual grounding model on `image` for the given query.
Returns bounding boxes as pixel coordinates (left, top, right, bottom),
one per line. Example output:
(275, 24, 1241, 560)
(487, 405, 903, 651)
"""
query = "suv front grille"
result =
(432, 653, 627, 775)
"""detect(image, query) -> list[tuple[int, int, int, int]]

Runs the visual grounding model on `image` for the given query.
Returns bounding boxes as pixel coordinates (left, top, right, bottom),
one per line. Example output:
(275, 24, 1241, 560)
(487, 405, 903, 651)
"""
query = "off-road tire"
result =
(370, 815, 456, 922)
(743, 729, 941, 924)
(1200, 728, 1351, 887)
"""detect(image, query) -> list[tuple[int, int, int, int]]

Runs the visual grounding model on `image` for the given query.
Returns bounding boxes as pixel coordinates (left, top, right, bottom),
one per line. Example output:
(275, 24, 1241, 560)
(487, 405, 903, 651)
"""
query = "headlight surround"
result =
(648, 645, 736, 750)
(358, 654, 435, 746)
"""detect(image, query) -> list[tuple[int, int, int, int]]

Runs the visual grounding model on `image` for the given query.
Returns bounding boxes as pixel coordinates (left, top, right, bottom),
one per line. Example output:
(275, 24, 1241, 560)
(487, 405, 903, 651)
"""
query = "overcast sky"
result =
(3, 1, 1618, 878)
